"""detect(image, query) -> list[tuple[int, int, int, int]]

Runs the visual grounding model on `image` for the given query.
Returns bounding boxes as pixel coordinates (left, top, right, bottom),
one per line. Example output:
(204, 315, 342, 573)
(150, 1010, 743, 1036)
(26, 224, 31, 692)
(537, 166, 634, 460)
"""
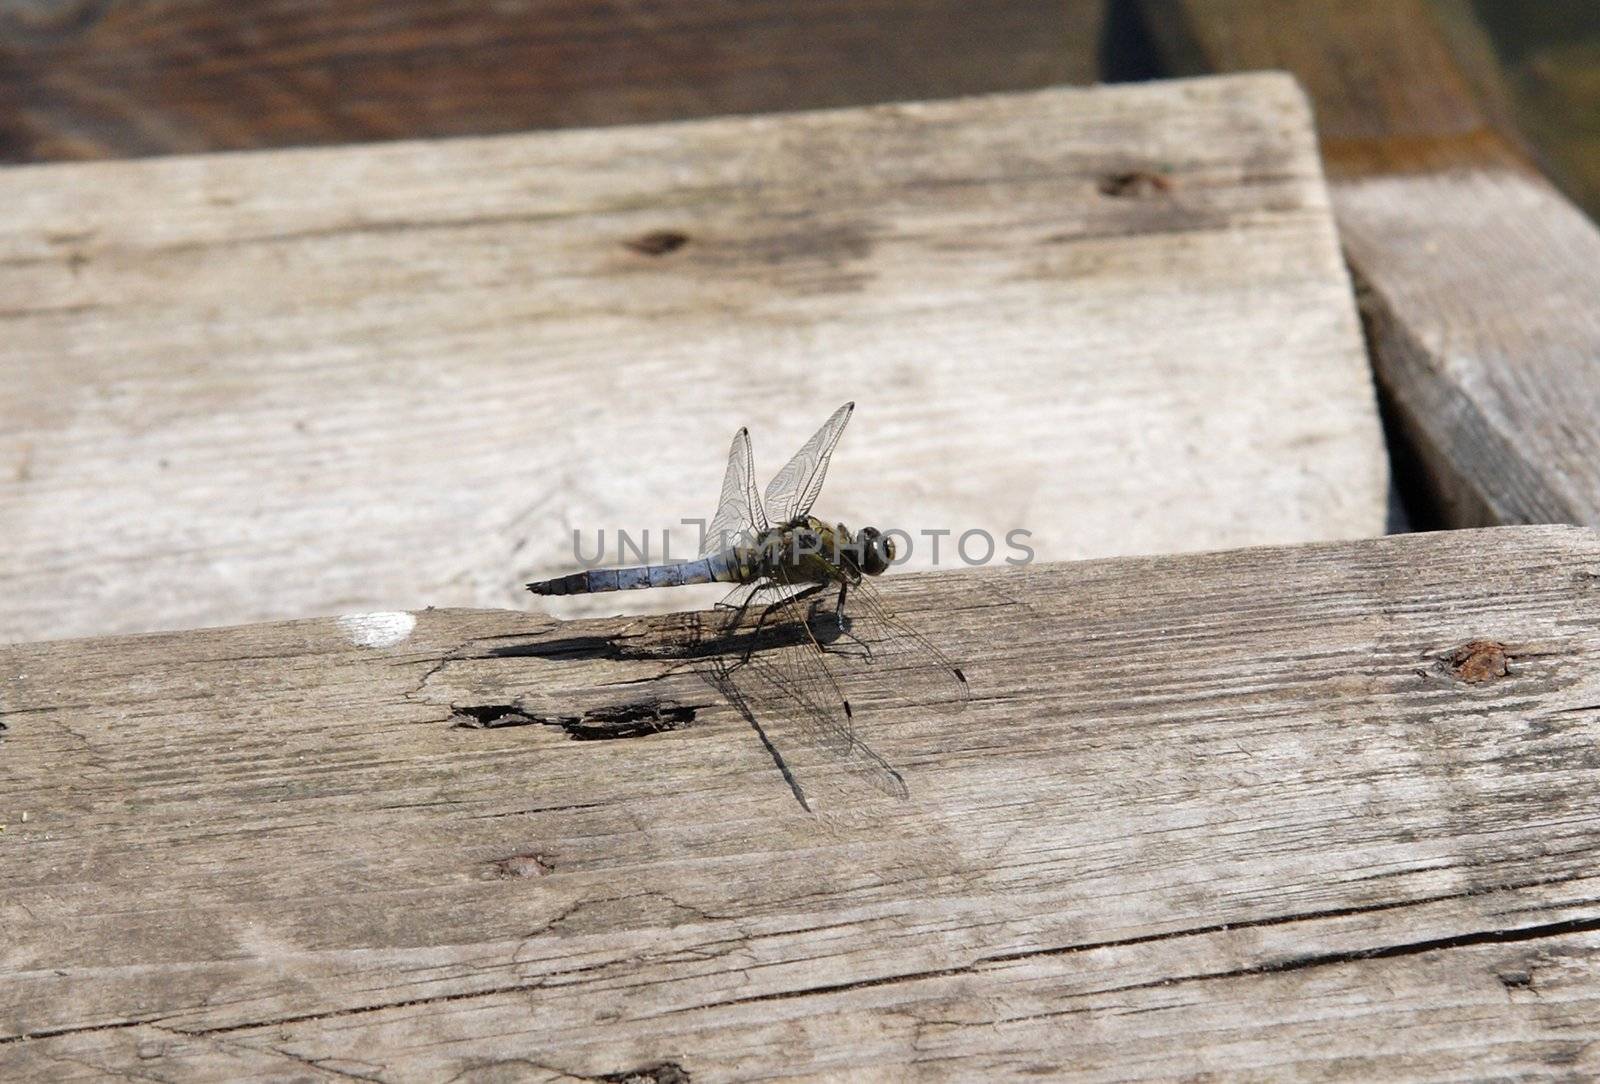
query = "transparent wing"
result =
(814, 558, 971, 715)
(701, 426, 770, 557)
(762, 402, 854, 527)
(702, 571, 909, 800)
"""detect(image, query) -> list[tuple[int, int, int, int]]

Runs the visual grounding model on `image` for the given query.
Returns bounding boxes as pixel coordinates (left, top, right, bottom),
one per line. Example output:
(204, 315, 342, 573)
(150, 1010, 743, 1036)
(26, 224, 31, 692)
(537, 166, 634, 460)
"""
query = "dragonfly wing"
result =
(762, 402, 854, 526)
(815, 559, 971, 714)
(701, 426, 770, 557)
(705, 570, 909, 799)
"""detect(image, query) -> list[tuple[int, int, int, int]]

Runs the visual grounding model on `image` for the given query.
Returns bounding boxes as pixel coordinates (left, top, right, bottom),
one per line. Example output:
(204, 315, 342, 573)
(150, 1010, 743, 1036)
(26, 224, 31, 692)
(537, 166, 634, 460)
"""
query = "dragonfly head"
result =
(857, 526, 894, 576)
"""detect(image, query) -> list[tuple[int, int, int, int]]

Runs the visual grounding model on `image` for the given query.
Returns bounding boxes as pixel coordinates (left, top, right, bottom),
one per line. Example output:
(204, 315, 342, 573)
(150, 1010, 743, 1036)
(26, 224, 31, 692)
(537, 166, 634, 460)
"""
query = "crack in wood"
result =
(598, 1062, 691, 1084)
(5, 869, 1597, 1051)
(664, 870, 1600, 1017)
(449, 700, 698, 739)
(996, 913, 1600, 1027)
(469, 800, 609, 820)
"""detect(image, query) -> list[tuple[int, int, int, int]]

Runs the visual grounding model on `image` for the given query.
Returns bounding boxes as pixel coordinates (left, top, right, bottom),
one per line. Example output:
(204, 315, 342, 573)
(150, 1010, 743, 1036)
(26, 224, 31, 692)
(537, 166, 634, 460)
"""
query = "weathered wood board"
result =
(1137, 0, 1600, 530)
(0, 73, 1389, 642)
(1340, 172, 1600, 526)
(0, 0, 1101, 162)
(4, 525, 1600, 1079)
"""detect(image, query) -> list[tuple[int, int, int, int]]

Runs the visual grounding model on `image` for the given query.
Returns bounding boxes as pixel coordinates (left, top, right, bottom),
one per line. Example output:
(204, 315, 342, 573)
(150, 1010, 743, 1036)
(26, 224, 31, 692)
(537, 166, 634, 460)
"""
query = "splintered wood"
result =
(4, 526, 1600, 1079)
(0, 73, 1388, 642)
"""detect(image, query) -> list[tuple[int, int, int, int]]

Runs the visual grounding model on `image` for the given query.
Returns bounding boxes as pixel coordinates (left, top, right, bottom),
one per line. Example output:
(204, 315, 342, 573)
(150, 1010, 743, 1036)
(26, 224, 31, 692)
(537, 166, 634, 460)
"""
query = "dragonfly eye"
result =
(858, 526, 892, 575)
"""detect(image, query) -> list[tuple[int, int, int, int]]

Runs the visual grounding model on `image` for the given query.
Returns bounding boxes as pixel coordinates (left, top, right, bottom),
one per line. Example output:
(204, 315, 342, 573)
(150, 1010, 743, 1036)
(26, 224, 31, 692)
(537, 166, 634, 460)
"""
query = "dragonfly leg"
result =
(740, 583, 826, 665)
(826, 580, 876, 662)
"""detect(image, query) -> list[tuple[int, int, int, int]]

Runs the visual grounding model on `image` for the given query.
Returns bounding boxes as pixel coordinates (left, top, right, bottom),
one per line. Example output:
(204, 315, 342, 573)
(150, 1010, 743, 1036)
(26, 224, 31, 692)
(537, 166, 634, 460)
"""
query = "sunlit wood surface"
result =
(4, 526, 1599, 1078)
(0, 74, 1387, 642)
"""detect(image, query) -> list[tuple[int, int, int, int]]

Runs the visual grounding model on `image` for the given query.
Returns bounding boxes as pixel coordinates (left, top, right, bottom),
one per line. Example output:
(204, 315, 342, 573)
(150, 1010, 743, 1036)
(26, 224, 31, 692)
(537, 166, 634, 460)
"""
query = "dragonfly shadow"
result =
(487, 608, 899, 812)
(697, 662, 908, 813)
(697, 604, 910, 810)
(484, 608, 853, 664)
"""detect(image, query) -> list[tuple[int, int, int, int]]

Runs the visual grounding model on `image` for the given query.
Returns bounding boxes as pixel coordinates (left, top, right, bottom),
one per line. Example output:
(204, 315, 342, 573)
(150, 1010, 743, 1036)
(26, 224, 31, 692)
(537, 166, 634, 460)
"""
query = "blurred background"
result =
(1471, 0, 1600, 220)
(1, 1, 1594, 220)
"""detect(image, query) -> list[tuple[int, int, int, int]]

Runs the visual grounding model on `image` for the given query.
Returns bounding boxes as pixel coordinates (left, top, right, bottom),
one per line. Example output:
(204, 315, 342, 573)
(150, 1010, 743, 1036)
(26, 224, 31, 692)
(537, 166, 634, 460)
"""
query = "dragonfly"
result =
(527, 402, 970, 801)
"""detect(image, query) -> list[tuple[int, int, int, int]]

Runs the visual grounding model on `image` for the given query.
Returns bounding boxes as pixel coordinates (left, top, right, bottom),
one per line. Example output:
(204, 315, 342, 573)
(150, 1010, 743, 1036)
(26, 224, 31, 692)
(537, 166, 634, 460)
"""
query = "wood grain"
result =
(1136, 0, 1600, 531)
(1340, 171, 1600, 526)
(0, 74, 1389, 643)
(4, 525, 1600, 1079)
(0, 0, 1099, 161)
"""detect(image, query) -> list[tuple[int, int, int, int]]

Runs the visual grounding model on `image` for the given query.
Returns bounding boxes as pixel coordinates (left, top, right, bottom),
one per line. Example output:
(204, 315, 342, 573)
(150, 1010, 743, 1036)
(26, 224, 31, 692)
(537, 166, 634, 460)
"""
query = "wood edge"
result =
(0, 71, 1322, 182)
(5, 526, 1596, 653)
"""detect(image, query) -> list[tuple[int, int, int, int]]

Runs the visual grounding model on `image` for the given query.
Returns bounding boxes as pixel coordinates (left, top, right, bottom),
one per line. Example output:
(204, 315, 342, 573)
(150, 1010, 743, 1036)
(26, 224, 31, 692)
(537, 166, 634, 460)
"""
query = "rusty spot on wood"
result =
(1444, 640, 1510, 684)
(625, 230, 689, 256)
(494, 853, 553, 879)
(1098, 170, 1173, 198)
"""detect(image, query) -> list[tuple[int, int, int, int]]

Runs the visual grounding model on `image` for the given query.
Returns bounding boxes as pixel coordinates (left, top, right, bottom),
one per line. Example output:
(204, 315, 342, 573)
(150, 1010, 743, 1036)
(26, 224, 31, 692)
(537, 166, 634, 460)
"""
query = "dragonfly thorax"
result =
(736, 517, 893, 584)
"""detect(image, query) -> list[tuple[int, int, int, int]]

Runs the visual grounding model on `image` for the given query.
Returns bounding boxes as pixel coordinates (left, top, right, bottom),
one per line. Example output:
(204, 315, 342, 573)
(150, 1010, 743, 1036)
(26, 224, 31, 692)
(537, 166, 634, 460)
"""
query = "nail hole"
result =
(625, 230, 690, 256)
(493, 853, 553, 879)
(1098, 170, 1173, 198)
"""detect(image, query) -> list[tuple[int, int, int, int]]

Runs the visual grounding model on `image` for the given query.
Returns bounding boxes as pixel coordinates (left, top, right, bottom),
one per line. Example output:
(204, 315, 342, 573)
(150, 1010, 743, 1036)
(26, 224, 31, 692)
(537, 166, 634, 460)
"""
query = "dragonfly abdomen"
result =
(527, 552, 739, 596)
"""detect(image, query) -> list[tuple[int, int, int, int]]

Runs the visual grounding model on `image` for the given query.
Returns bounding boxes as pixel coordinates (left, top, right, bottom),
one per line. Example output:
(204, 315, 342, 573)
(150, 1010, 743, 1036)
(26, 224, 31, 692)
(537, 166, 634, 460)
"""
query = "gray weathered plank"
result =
(4, 525, 1600, 1079)
(1342, 172, 1600, 526)
(1138, 0, 1600, 531)
(0, 73, 1389, 643)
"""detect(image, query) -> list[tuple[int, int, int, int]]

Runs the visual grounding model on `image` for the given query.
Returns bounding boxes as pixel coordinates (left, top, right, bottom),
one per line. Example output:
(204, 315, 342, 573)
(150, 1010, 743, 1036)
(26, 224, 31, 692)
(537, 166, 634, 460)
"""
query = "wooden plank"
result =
(0, 0, 1100, 161)
(4, 524, 1600, 1078)
(1136, 0, 1600, 529)
(0, 74, 1390, 643)
(1339, 173, 1600, 526)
